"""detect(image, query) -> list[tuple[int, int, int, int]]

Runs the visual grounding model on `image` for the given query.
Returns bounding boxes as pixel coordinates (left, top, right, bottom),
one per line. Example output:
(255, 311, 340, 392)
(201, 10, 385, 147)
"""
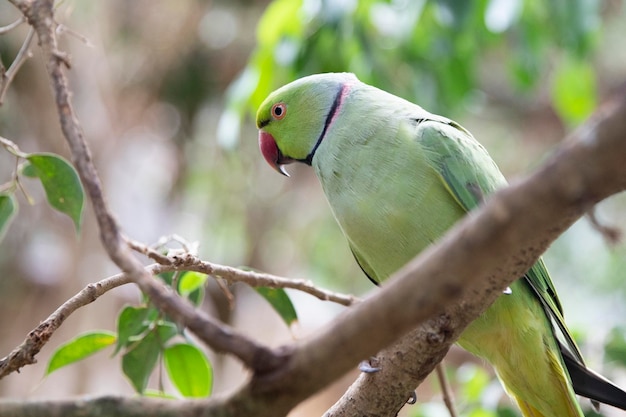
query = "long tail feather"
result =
(561, 344, 626, 410)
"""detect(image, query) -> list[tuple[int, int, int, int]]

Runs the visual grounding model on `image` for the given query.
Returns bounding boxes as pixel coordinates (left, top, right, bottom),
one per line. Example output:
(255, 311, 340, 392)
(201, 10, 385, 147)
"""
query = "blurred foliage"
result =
(222, 0, 604, 147)
(605, 327, 626, 369)
(255, 286, 299, 326)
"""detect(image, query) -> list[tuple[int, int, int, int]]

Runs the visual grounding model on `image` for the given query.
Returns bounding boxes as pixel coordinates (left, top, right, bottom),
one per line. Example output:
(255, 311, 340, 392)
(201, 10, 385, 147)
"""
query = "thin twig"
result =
(154, 234, 199, 254)
(0, 16, 25, 34)
(127, 238, 358, 306)
(0, 136, 35, 203)
(56, 23, 94, 47)
(586, 207, 622, 245)
(193, 257, 358, 307)
(0, 135, 29, 158)
(0, 258, 357, 379)
(0, 269, 136, 379)
(215, 277, 236, 310)
(0, 27, 34, 104)
(436, 362, 458, 417)
(126, 236, 174, 265)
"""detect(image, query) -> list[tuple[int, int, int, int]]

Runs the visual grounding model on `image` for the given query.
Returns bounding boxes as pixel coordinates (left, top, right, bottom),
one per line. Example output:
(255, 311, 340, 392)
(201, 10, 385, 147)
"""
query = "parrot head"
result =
(256, 73, 358, 175)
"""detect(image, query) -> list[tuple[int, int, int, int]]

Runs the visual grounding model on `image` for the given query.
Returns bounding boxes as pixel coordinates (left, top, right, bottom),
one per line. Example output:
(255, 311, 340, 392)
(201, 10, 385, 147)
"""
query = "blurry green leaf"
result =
(164, 343, 213, 398)
(551, 57, 596, 126)
(178, 271, 208, 296)
(177, 271, 207, 306)
(46, 331, 116, 375)
(21, 162, 37, 177)
(0, 194, 17, 241)
(256, 0, 303, 47)
(115, 306, 158, 355)
(546, 0, 599, 56)
(604, 327, 626, 368)
(158, 271, 175, 286)
(255, 287, 298, 326)
(458, 364, 491, 401)
(468, 409, 497, 417)
(437, 0, 473, 26)
(155, 321, 180, 344)
(495, 406, 521, 417)
(26, 153, 84, 232)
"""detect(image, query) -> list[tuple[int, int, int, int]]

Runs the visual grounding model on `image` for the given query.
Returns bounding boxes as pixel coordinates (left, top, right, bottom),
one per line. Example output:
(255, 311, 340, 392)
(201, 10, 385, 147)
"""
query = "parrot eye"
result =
(271, 103, 287, 120)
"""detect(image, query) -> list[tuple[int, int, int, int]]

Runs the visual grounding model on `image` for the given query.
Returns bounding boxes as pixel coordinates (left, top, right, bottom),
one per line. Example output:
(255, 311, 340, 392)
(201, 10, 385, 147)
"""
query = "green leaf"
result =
(158, 271, 175, 286)
(164, 343, 213, 398)
(121, 322, 179, 393)
(46, 331, 116, 375)
(114, 306, 158, 355)
(551, 57, 597, 126)
(0, 194, 17, 241)
(122, 330, 161, 394)
(155, 321, 180, 344)
(178, 271, 208, 296)
(256, 0, 303, 47)
(177, 271, 207, 306)
(255, 287, 298, 326)
(21, 162, 37, 178)
(26, 153, 84, 232)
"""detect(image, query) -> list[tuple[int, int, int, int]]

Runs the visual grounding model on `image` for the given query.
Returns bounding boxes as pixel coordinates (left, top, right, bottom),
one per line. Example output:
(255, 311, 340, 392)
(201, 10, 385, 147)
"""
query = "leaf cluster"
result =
(43, 269, 299, 398)
(220, 0, 602, 148)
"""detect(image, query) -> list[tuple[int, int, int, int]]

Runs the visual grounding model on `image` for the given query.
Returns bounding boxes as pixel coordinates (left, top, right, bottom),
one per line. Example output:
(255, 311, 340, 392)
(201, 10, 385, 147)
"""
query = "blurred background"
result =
(1, 0, 626, 416)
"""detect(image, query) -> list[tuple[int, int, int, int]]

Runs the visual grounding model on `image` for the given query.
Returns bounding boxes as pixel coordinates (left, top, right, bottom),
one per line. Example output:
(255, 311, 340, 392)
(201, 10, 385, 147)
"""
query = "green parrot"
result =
(256, 73, 626, 417)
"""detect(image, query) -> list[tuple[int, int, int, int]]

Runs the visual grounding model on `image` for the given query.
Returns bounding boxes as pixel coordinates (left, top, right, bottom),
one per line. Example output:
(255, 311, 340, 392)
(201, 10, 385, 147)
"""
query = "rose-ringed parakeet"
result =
(256, 73, 626, 417)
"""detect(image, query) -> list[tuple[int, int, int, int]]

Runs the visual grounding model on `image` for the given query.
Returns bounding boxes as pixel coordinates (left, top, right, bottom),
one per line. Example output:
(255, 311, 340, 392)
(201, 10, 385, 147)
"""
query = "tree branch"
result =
(0, 270, 133, 379)
(0, 25, 34, 105)
(0, 255, 356, 380)
(9, 0, 283, 374)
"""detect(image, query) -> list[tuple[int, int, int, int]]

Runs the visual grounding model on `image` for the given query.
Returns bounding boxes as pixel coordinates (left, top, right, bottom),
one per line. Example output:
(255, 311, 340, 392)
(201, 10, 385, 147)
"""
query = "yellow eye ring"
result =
(271, 102, 287, 120)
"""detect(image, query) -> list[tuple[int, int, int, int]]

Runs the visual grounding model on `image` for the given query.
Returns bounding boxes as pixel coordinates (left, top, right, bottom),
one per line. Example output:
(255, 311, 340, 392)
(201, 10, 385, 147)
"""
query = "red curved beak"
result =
(259, 130, 291, 177)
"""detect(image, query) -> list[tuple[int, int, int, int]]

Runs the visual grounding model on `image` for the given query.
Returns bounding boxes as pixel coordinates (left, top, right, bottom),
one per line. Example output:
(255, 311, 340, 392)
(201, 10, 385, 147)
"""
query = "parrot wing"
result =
(413, 115, 585, 364)
(414, 115, 626, 410)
